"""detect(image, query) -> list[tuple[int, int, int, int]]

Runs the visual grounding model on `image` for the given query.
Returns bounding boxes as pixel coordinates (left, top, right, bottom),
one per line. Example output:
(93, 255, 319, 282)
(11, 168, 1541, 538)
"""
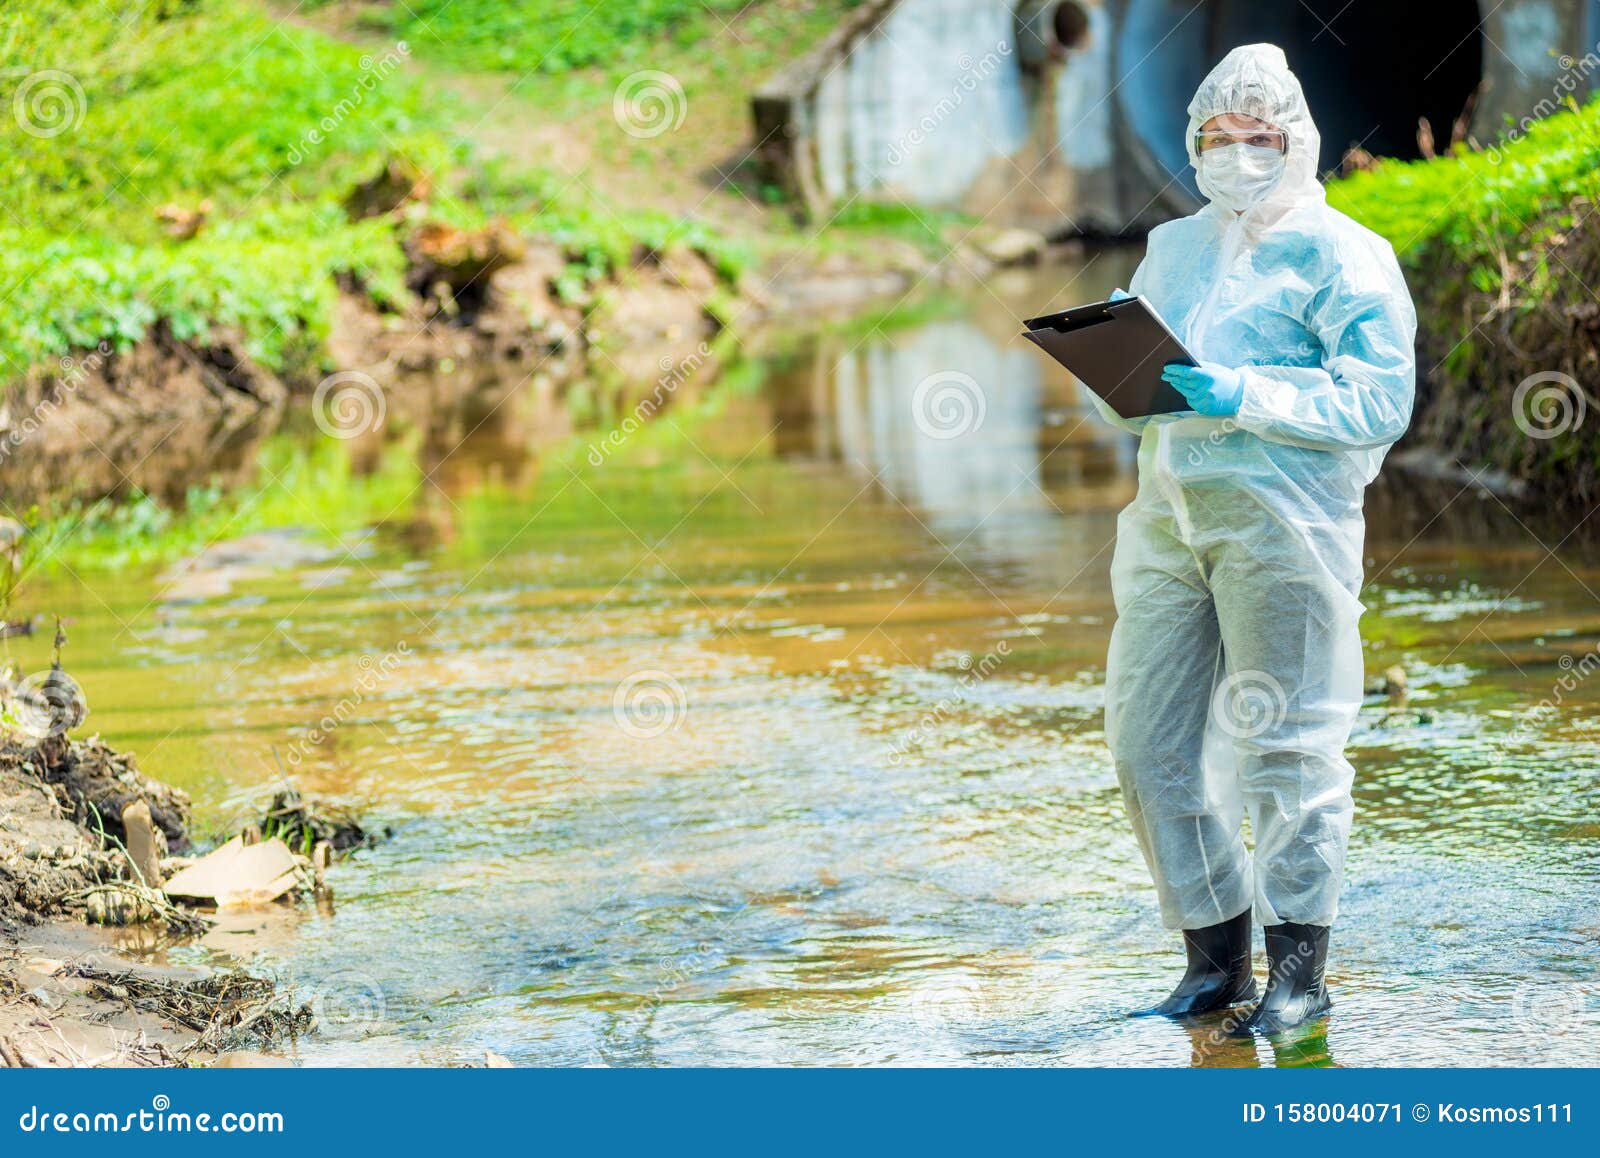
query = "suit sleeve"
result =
(1232, 238, 1417, 452)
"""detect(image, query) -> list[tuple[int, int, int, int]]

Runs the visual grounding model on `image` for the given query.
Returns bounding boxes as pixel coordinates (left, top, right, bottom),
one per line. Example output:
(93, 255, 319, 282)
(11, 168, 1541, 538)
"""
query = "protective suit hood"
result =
(1186, 44, 1323, 216)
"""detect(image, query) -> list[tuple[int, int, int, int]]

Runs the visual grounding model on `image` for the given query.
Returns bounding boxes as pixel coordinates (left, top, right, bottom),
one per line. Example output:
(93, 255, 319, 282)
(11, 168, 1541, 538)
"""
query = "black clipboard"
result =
(1021, 295, 1197, 420)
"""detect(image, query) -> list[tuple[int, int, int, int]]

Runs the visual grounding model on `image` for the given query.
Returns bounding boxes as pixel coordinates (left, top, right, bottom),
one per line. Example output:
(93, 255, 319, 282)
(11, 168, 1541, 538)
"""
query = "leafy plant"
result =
(1330, 92, 1600, 274)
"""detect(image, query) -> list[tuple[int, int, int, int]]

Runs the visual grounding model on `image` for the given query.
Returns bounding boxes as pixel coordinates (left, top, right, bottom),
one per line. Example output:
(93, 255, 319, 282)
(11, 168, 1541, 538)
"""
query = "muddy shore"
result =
(0, 725, 318, 1067)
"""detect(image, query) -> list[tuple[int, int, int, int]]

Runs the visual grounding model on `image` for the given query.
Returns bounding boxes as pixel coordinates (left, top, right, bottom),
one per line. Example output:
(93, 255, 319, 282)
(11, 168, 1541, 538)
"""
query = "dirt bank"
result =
(0, 721, 306, 1066)
(0, 228, 727, 510)
(0, 325, 286, 509)
(1397, 199, 1600, 512)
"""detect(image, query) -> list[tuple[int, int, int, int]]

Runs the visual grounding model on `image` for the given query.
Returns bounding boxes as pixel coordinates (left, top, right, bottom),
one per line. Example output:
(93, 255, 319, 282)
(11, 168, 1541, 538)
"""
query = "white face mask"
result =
(1198, 143, 1287, 212)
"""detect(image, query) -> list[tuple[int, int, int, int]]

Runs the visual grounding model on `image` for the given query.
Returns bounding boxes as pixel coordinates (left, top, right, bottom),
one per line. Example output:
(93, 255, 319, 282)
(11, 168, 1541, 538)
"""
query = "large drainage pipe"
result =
(1116, 0, 1486, 216)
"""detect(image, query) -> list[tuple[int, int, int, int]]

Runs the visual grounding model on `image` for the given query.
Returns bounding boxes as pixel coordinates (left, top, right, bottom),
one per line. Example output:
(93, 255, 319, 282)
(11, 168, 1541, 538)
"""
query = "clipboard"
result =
(1021, 295, 1197, 421)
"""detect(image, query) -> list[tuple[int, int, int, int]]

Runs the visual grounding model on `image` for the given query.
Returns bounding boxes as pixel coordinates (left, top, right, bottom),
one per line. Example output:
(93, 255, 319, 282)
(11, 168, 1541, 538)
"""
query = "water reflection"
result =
(766, 261, 1140, 600)
(827, 320, 1130, 544)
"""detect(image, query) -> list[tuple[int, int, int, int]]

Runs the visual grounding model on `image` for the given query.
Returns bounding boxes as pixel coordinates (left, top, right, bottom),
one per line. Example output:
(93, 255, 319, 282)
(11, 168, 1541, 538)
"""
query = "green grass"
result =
(0, 0, 456, 379)
(0, 0, 758, 391)
(322, 0, 816, 76)
(298, 1, 864, 232)
(1329, 91, 1600, 500)
(827, 201, 977, 255)
(1330, 91, 1600, 273)
(457, 159, 753, 288)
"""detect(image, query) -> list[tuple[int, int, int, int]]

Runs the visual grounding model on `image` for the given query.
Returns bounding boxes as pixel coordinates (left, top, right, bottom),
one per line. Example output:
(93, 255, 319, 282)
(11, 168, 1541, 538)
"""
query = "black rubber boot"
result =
(1131, 908, 1256, 1018)
(1231, 922, 1331, 1035)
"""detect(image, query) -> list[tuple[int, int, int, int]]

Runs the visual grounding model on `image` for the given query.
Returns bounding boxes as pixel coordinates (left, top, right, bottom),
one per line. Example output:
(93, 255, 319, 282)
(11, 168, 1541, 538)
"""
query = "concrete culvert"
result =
(1054, 1, 1092, 50)
(1118, 0, 1485, 207)
(1211, 0, 1485, 166)
(1017, 0, 1093, 70)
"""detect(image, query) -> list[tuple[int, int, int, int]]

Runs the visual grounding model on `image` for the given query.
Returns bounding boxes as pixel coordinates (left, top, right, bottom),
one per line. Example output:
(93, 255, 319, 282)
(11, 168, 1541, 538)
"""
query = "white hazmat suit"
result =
(1100, 45, 1416, 931)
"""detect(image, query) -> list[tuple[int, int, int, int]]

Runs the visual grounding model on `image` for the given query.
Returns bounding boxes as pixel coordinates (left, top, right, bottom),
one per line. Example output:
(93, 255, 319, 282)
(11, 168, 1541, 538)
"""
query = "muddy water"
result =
(15, 256, 1600, 1066)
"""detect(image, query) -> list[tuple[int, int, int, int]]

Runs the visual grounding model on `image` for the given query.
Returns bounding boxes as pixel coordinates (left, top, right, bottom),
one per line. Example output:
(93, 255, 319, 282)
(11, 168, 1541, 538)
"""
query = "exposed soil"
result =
(0, 232, 724, 511)
(0, 720, 309, 1067)
(0, 741, 112, 923)
(0, 324, 286, 509)
(1398, 196, 1600, 513)
(2, 735, 194, 859)
(1, 922, 306, 1068)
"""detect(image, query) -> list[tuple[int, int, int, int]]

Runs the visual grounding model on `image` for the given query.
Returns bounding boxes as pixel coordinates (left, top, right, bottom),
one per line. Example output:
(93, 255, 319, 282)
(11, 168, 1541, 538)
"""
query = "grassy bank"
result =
(0, 0, 763, 392)
(317, 0, 850, 77)
(1, 1, 408, 378)
(1330, 95, 1600, 506)
(297, 0, 863, 205)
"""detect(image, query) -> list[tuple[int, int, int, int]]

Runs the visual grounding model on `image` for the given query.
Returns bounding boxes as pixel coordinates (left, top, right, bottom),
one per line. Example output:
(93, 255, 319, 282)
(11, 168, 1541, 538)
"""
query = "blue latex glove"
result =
(1109, 287, 1132, 302)
(1162, 361, 1243, 417)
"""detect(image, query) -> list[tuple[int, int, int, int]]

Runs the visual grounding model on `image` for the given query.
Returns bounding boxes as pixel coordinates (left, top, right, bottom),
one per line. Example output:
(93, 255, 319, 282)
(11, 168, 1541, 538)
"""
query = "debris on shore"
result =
(164, 836, 309, 908)
(1, 925, 314, 1067)
(0, 643, 378, 1066)
(0, 725, 315, 1066)
(257, 784, 387, 854)
(62, 959, 313, 1058)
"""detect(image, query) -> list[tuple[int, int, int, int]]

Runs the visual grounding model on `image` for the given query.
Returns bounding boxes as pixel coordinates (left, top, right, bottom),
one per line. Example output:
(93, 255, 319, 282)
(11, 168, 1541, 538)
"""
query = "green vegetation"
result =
(461, 161, 752, 291)
(51, 446, 428, 578)
(328, 0, 771, 74)
(1330, 92, 1600, 505)
(0, 0, 445, 378)
(30, 433, 425, 574)
(1330, 92, 1600, 274)
(827, 202, 977, 255)
(0, 0, 762, 391)
(297, 0, 868, 246)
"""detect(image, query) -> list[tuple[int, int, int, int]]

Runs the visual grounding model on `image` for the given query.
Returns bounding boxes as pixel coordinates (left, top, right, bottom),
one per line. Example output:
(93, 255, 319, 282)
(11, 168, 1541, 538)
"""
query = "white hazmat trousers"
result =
(1096, 45, 1417, 930)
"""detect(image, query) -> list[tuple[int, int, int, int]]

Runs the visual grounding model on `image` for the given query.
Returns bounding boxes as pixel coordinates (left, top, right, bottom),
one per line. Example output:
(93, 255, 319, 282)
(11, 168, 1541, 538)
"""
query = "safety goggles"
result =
(1193, 128, 1288, 154)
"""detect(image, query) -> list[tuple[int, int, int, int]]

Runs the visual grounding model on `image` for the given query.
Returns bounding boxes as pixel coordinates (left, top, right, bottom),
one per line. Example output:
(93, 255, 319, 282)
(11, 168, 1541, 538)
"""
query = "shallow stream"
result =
(17, 256, 1600, 1066)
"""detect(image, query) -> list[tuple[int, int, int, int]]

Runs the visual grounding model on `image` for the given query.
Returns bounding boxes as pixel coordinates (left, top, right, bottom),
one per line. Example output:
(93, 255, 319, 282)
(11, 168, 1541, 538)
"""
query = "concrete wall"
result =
(753, 0, 1600, 235)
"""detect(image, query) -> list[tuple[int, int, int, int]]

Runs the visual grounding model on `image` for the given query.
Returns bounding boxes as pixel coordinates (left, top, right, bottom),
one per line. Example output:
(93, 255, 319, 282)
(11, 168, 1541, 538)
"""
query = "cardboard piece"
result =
(162, 836, 304, 907)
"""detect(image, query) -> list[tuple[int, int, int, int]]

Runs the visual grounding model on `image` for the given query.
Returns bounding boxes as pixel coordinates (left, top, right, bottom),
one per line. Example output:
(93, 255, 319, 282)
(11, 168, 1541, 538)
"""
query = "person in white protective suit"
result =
(1097, 44, 1416, 1033)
